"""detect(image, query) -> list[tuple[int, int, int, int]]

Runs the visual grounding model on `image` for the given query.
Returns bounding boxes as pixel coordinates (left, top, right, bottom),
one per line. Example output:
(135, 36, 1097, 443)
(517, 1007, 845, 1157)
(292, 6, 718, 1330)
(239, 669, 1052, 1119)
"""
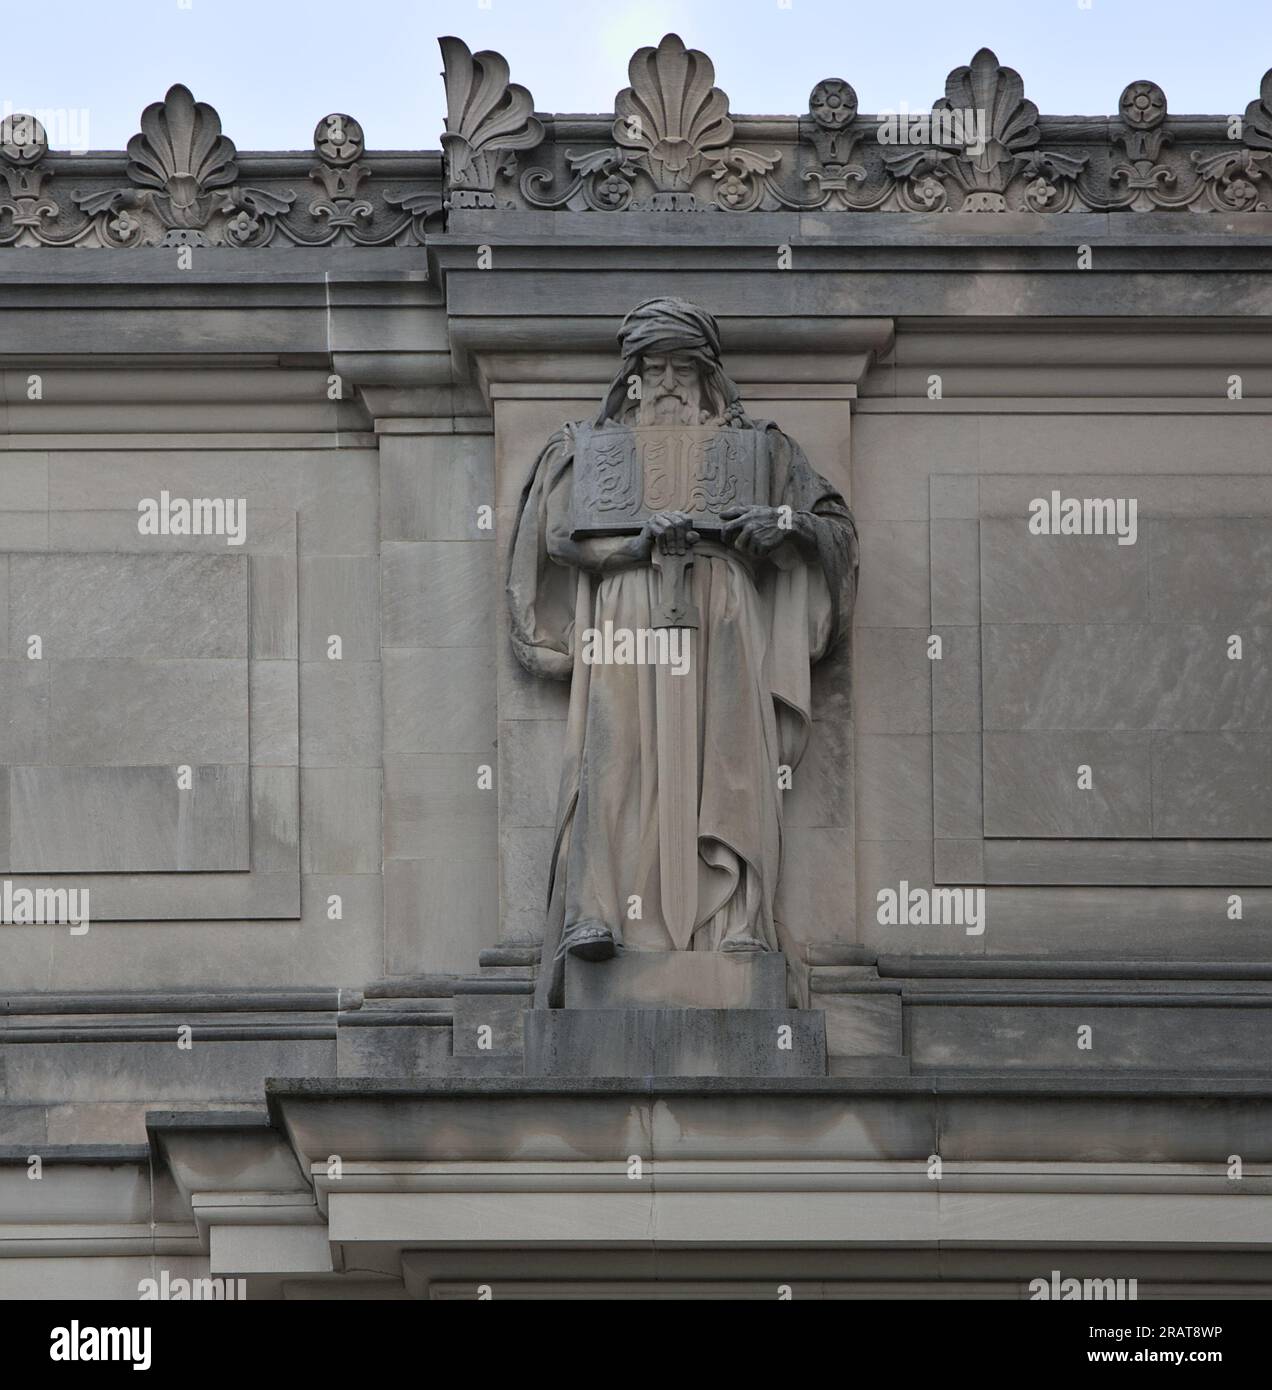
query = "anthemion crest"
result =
(1, 0, 1271, 1349)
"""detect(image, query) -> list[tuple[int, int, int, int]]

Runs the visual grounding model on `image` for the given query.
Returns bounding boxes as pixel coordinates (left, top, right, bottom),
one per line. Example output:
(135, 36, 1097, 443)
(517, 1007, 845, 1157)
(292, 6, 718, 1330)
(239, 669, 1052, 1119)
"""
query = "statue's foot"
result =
(721, 935, 768, 954)
(563, 922, 616, 962)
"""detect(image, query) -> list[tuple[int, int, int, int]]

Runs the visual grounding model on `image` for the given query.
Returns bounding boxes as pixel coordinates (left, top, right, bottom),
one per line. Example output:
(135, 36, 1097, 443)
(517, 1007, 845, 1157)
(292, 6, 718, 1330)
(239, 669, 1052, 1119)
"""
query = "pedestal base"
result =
(564, 949, 788, 1009)
(523, 1007, 827, 1078)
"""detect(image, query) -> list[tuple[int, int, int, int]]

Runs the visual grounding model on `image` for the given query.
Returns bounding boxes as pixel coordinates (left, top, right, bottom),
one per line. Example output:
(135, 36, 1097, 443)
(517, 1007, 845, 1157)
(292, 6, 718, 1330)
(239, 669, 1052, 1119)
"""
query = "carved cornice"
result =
(8, 36, 1272, 250)
(462, 36, 1272, 218)
(0, 92, 443, 248)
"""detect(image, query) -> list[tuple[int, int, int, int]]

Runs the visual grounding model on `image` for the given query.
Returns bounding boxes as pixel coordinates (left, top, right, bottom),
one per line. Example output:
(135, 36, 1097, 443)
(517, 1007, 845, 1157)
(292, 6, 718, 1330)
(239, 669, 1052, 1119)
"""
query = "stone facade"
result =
(4, 34, 1272, 1299)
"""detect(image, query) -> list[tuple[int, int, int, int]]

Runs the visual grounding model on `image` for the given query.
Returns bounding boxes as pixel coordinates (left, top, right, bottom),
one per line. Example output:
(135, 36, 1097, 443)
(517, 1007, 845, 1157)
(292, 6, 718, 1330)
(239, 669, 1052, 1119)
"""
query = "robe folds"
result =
(507, 418, 859, 1007)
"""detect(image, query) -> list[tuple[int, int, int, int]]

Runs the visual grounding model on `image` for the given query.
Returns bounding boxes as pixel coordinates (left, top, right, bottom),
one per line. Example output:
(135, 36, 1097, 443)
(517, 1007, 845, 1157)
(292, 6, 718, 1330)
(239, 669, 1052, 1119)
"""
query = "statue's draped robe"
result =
(508, 419, 858, 1007)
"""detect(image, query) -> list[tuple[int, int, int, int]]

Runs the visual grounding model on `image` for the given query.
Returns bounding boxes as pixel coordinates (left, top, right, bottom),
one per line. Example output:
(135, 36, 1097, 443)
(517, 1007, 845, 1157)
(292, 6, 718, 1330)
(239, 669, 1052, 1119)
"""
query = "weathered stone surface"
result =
(1151, 734, 1272, 838)
(979, 519, 1148, 625)
(564, 952, 787, 1010)
(299, 661, 381, 767)
(335, 1020, 453, 1077)
(383, 753, 497, 859)
(47, 659, 247, 765)
(820, 992, 904, 1058)
(249, 553, 299, 660)
(854, 521, 928, 628)
(379, 434, 494, 543)
(300, 767, 381, 874)
(983, 731, 1152, 839)
(299, 556, 380, 660)
(383, 647, 495, 754)
(522, 1009, 827, 1078)
(7, 764, 249, 873)
(451, 992, 528, 1055)
(856, 735, 931, 843)
(381, 542, 494, 647)
(1149, 517, 1272, 623)
(908, 1002, 1272, 1073)
(983, 624, 1272, 732)
(853, 628, 930, 734)
(384, 856, 498, 977)
(784, 717, 853, 829)
(249, 660, 299, 767)
(9, 553, 247, 658)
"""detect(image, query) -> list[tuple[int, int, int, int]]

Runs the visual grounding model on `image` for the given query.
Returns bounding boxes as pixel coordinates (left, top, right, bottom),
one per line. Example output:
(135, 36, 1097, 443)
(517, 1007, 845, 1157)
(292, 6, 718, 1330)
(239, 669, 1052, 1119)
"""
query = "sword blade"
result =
(655, 653, 698, 949)
(651, 548, 699, 950)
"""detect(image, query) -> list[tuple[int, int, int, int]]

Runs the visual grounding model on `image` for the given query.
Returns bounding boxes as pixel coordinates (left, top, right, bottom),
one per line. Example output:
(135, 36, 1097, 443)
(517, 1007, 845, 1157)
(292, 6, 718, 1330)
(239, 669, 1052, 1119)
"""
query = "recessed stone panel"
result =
(979, 517, 1147, 625)
(1149, 517, 1272, 623)
(982, 624, 1271, 732)
(1151, 733, 1272, 838)
(7, 764, 250, 872)
(47, 659, 247, 765)
(933, 476, 1272, 883)
(0, 526, 299, 918)
(982, 732, 1152, 838)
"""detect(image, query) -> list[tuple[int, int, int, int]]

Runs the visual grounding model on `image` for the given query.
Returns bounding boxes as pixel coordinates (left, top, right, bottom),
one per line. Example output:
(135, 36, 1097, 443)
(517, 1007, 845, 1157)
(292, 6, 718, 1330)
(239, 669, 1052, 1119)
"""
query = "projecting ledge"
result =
(260, 1075, 1272, 1173)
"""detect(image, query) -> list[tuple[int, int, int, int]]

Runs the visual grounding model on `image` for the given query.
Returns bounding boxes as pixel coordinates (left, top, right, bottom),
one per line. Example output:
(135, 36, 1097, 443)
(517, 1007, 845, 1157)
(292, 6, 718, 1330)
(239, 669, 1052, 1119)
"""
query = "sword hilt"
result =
(650, 547, 699, 629)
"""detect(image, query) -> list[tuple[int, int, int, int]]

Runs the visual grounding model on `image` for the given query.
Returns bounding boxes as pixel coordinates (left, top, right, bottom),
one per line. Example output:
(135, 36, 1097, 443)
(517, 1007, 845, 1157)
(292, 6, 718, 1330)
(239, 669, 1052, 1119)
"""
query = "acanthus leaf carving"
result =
(521, 33, 780, 212)
(125, 83, 237, 218)
(439, 35, 544, 207)
(882, 49, 1085, 212)
(614, 32, 733, 191)
(72, 83, 297, 246)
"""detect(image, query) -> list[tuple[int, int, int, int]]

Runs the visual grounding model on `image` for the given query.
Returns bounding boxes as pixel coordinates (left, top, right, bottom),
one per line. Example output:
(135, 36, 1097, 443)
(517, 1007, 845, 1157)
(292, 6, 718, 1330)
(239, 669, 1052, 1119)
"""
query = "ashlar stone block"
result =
(564, 951, 787, 1010)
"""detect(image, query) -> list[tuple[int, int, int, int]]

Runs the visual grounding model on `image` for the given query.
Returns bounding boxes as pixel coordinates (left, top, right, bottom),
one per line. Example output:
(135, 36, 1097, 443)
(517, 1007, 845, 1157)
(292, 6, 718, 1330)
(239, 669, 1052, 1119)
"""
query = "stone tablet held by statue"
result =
(570, 424, 770, 539)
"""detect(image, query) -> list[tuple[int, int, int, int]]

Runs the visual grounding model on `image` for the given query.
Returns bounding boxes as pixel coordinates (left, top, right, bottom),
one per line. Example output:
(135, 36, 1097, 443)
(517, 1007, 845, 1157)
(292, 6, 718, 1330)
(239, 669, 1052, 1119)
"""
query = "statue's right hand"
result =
(646, 511, 701, 557)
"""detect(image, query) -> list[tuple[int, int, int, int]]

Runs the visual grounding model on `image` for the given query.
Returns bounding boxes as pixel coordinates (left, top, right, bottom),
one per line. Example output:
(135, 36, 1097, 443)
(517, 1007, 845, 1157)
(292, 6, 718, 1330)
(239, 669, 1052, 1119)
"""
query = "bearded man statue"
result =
(507, 297, 859, 1007)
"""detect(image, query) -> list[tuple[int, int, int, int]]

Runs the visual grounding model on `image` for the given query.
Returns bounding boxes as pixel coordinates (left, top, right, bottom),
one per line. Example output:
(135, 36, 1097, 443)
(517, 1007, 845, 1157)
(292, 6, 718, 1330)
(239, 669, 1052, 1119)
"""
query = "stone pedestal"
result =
(523, 1007, 827, 1078)
(526, 951, 826, 1077)
(564, 950, 787, 1010)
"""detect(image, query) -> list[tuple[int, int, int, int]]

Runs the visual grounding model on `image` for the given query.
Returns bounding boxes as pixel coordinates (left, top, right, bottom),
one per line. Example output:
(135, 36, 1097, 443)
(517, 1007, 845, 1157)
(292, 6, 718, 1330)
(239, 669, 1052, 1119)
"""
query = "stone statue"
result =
(508, 298, 859, 1006)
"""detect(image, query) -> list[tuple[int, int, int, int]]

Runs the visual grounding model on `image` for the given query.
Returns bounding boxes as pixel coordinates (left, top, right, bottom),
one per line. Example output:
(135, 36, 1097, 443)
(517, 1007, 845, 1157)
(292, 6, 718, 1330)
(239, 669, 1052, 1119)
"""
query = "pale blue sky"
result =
(10, 0, 1272, 152)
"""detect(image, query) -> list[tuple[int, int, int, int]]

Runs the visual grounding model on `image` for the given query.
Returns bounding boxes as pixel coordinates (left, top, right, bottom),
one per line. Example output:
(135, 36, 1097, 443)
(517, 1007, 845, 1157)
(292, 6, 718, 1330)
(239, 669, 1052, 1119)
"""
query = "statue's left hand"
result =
(721, 505, 796, 558)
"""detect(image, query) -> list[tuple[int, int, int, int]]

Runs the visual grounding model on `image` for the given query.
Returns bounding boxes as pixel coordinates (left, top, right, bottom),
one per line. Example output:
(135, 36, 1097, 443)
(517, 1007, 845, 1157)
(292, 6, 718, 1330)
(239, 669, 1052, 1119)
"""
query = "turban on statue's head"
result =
(616, 296, 723, 363)
(596, 296, 745, 426)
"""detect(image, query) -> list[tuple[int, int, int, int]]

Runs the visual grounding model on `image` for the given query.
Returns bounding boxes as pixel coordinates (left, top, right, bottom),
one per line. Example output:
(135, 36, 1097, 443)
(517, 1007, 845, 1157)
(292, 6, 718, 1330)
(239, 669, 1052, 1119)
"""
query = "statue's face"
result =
(638, 351, 704, 425)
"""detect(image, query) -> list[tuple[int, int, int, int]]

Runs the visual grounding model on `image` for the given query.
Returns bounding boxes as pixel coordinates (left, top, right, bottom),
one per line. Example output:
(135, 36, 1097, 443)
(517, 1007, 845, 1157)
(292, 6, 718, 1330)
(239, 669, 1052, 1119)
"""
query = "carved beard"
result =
(633, 386, 711, 426)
